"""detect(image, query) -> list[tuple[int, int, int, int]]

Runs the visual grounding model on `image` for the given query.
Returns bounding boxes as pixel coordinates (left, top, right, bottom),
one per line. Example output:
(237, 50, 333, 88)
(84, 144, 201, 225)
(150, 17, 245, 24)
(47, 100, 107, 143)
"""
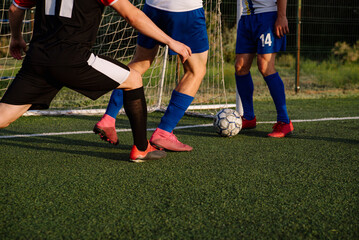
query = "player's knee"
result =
(257, 64, 276, 77)
(122, 68, 143, 90)
(185, 65, 206, 81)
(234, 63, 249, 76)
(131, 70, 143, 89)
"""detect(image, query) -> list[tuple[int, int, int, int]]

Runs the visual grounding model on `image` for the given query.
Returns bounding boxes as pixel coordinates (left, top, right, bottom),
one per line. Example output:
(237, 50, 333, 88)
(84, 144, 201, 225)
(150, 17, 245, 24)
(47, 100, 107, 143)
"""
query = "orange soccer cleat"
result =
(129, 141, 167, 162)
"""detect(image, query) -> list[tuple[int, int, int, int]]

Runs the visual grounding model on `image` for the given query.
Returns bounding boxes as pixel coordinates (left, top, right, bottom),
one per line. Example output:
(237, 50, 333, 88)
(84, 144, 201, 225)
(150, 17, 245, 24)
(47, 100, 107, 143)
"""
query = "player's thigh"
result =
(254, 12, 286, 55)
(0, 63, 62, 110)
(236, 16, 257, 55)
(129, 45, 159, 75)
(54, 54, 131, 99)
(84, 54, 142, 91)
(165, 8, 209, 55)
(235, 53, 255, 75)
(257, 53, 277, 76)
(0, 103, 31, 128)
(183, 51, 208, 77)
(175, 51, 208, 96)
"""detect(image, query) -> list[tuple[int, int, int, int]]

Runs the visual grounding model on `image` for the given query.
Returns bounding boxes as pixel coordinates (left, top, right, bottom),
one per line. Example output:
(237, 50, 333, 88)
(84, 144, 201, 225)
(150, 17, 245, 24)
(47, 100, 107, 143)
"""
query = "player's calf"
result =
(0, 103, 31, 128)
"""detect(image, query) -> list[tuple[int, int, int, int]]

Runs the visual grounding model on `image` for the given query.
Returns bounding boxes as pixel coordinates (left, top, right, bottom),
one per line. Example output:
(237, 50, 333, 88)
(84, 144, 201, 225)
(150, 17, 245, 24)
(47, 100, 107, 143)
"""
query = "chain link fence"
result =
(221, 0, 359, 93)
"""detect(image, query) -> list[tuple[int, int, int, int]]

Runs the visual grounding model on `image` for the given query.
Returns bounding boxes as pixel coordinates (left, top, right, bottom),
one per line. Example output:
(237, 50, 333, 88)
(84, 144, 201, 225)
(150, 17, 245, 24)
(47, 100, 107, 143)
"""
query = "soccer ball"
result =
(213, 109, 242, 137)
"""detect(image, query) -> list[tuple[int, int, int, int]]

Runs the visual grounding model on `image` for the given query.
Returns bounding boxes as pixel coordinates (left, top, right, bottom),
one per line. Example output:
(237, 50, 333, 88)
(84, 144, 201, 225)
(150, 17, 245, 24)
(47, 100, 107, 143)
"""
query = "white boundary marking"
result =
(0, 117, 358, 139)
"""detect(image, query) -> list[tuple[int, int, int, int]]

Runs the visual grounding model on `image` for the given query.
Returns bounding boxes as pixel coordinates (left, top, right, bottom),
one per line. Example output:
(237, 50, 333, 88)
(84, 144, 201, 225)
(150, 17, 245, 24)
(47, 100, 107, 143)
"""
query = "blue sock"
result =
(105, 89, 123, 119)
(235, 72, 255, 120)
(158, 90, 194, 132)
(264, 72, 290, 123)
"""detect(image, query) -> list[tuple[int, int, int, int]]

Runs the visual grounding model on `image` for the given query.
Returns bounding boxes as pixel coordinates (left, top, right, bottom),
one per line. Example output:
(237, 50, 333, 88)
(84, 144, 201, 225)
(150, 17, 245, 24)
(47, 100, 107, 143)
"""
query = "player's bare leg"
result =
(128, 45, 159, 75)
(257, 53, 293, 137)
(0, 103, 31, 128)
(150, 51, 208, 151)
(94, 45, 159, 145)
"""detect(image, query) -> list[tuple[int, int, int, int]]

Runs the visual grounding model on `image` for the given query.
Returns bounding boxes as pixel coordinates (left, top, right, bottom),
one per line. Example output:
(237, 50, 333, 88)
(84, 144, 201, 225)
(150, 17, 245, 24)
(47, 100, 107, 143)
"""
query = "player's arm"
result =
(9, 1, 35, 59)
(275, 0, 289, 38)
(109, 0, 192, 63)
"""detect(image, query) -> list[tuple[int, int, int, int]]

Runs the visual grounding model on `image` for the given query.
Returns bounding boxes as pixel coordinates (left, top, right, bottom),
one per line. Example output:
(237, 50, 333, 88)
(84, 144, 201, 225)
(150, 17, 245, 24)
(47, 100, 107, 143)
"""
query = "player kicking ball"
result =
(94, 0, 209, 151)
(0, 0, 192, 162)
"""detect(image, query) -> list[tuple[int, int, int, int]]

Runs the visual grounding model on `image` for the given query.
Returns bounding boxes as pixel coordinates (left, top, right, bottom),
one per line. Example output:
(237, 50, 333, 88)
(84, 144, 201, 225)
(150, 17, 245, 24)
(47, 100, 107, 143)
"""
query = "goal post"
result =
(0, 0, 234, 116)
(235, 0, 244, 116)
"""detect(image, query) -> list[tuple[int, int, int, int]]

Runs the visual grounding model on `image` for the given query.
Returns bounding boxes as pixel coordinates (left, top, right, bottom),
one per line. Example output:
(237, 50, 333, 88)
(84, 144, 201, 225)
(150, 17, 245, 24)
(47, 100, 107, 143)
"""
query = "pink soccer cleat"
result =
(93, 114, 118, 145)
(150, 128, 193, 152)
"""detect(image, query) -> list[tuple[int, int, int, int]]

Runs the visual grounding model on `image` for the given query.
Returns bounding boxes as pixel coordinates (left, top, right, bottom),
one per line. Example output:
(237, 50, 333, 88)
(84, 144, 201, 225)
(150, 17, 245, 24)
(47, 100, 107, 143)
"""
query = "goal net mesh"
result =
(0, 0, 230, 116)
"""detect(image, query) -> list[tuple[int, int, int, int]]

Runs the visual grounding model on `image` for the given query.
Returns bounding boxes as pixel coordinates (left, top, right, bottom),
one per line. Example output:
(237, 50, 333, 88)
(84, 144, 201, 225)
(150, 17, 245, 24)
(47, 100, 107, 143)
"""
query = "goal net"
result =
(0, 0, 232, 116)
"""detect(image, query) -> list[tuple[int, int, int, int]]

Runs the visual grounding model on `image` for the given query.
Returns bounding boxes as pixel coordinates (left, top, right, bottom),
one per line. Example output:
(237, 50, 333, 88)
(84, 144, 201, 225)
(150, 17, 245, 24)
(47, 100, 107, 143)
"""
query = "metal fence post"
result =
(295, 0, 302, 93)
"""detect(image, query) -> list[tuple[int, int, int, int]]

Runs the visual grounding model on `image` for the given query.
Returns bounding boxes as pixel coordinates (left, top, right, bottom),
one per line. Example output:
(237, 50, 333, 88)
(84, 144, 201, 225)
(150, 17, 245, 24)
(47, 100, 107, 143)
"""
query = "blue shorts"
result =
(236, 11, 286, 54)
(137, 4, 209, 55)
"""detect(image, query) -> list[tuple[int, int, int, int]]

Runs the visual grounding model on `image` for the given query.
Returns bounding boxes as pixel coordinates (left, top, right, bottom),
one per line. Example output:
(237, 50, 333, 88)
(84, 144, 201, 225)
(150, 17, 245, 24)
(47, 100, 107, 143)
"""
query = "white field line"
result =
(0, 116, 358, 139)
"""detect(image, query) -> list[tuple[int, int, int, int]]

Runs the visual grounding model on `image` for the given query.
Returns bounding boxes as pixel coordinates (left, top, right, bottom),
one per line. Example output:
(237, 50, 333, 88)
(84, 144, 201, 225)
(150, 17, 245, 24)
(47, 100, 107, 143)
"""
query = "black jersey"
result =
(14, 0, 115, 66)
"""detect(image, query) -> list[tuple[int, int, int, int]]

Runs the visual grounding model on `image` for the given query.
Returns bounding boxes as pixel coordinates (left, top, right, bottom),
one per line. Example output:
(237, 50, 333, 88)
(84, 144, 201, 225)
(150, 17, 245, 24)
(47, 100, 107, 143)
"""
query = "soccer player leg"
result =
(257, 53, 290, 124)
(0, 64, 60, 128)
(150, 51, 208, 152)
(257, 54, 293, 137)
(234, 53, 257, 129)
(120, 69, 166, 161)
(129, 45, 159, 75)
(94, 89, 124, 144)
(95, 45, 159, 145)
(0, 103, 31, 128)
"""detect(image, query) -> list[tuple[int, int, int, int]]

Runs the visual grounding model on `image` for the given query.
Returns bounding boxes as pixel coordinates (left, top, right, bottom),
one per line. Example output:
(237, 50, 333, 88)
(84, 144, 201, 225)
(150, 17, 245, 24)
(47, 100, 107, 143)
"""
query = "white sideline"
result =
(0, 117, 358, 139)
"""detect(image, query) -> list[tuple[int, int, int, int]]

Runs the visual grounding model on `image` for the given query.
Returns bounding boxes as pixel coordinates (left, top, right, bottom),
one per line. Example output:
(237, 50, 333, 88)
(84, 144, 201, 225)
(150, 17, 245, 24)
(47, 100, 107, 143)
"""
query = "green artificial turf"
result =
(1, 96, 358, 239)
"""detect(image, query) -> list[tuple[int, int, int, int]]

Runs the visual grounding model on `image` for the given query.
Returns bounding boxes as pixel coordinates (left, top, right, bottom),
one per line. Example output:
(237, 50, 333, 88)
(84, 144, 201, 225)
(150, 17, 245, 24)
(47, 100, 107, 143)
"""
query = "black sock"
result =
(123, 87, 148, 151)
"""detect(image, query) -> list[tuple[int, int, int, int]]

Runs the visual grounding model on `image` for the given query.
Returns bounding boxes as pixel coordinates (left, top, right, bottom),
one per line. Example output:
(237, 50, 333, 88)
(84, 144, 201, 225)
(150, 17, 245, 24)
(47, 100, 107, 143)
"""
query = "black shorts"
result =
(0, 54, 130, 110)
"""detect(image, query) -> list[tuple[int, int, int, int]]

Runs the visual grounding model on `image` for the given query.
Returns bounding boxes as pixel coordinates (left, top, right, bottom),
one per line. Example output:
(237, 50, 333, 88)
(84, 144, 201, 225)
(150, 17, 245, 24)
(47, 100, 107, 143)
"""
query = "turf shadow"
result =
(0, 136, 131, 162)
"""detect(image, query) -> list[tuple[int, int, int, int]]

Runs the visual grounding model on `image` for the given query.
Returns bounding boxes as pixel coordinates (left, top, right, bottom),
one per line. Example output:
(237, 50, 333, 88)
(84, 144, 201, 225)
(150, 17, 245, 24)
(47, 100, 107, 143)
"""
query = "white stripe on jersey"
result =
(45, 0, 56, 15)
(241, 0, 277, 15)
(59, 0, 74, 18)
(146, 0, 203, 12)
(87, 54, 130, 85)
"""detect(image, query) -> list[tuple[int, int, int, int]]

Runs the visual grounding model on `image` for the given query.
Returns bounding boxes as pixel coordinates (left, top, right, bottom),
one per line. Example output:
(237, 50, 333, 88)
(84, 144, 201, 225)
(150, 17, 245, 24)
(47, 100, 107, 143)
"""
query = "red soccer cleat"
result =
(93, 114, 118, 145)
(129, 141, 167, 162)
(267, 121, 294, 138)
(150, 128, 193, 152)
(242, 116, 257, 129)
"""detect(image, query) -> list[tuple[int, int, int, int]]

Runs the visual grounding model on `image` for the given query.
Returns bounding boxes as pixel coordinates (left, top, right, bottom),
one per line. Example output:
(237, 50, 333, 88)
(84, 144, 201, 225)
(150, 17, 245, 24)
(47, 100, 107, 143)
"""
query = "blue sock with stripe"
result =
(158, 90, 194, 132)
(105, 89, 123, 119)
(264, 72, 290, 123)
(235, 72, 255, 120)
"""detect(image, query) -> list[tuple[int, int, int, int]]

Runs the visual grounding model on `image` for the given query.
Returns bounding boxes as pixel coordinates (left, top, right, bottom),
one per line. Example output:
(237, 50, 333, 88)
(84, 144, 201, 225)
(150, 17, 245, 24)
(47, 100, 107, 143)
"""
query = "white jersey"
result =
(146, 0, 203, 12)
(241, 0, 277, 15)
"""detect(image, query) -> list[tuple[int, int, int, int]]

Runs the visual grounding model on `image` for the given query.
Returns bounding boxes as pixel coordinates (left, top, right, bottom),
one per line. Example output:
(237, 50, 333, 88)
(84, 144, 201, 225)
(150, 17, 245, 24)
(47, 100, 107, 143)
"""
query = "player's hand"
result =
(10, 37, 27, 60)
(168, 40, 192, 63)
(274, 15, 289, 38)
